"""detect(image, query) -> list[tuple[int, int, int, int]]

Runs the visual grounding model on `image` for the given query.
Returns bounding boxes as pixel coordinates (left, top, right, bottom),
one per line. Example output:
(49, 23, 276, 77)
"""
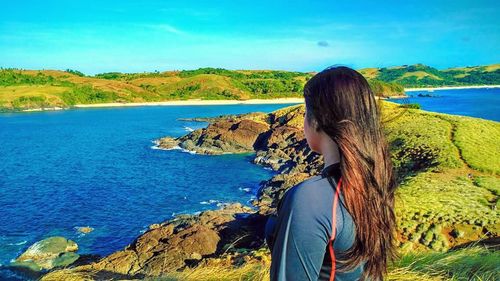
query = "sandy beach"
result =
(73, 98, 305, 108)
(28, 84, 499, 111)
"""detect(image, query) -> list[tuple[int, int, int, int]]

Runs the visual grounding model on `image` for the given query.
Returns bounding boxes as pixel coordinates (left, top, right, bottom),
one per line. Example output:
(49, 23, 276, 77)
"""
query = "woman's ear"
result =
(311, 118, 320, 132)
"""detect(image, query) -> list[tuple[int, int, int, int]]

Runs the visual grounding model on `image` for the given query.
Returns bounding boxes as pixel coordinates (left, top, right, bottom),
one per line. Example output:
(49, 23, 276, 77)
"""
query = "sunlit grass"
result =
(151, 246, 498, 281)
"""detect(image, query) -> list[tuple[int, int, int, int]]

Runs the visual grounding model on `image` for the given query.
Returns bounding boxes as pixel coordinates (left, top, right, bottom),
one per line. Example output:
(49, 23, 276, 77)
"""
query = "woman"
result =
(265, 66, 397, 281)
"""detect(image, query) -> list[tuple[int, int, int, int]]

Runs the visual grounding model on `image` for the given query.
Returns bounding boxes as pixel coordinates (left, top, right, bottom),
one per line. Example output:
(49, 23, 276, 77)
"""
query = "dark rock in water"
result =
(12, 236, 79, 271)
(417, 93, 438, 97)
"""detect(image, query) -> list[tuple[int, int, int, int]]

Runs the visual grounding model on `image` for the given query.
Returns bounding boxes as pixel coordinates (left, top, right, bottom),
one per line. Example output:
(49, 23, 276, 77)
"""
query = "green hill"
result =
(0, 68, 403, 112)
(0, 63, 498, 112)
(359, 63, 500, 88)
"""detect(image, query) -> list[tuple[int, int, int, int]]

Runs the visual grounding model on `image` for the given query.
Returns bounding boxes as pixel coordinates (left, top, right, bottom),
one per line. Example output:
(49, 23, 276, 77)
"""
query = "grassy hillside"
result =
(359, 63, 500, 88)
(0, 67, 404, 112)
(1, 63, 498, 112)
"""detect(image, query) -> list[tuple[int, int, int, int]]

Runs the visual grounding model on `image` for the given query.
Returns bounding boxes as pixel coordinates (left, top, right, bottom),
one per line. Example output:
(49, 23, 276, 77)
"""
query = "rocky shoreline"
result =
(6, 102, 499, 280)
(5, 104, 322, 280)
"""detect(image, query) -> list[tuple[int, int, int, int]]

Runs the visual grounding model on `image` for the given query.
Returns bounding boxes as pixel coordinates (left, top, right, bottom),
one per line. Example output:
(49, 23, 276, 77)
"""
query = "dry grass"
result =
(0, 85, 69, 107)
(358, 67, 381, 79)
(151, 246, 498, 281)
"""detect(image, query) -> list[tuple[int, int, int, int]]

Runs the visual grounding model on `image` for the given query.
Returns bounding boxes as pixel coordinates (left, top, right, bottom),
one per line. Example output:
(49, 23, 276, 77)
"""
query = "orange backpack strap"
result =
(328, 177, 343, 281)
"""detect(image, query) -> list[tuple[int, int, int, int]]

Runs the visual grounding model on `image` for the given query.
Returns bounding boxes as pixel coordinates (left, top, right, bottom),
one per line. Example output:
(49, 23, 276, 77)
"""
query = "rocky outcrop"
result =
(41, 203, 268, 280)
(12, 237, 79, 271)
(157, 105, 323, 210)
(157, 118, 270, 154)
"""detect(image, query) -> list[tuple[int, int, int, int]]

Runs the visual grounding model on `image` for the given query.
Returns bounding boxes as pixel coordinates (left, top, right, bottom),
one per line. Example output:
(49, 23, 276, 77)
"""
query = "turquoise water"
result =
(0, 104, 298, 274)
(391, 87, 500, 122)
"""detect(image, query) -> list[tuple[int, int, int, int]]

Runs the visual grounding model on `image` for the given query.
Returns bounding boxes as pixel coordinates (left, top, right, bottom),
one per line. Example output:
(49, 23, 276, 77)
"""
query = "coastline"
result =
(73, 98, 305, 108)
(7, 84, 498, 112)
(404, 84, 500, 92)
(72, 85, 500, 107)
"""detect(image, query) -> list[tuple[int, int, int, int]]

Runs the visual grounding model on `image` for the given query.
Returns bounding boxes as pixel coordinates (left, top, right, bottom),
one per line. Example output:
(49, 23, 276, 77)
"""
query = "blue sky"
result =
(0, 0, 498, 74)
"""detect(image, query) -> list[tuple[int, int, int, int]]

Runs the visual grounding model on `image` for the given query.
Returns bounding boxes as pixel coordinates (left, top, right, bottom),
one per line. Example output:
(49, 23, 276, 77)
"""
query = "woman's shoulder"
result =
(294, 174, 333, 191)
(285, 175, 336, 206)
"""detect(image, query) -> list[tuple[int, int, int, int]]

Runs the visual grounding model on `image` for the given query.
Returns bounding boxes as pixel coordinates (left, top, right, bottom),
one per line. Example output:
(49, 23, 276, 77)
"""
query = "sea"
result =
(390, 87, 500, 122)
(0, 103, 299, 278)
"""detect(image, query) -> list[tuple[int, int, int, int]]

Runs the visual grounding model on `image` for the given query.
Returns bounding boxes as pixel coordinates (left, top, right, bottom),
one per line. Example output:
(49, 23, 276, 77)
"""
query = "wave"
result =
(150, 140, 162, 150)
(183, 126, 195, 132)
(238, 187, 252, 193)
(7, 240, 27, 246)
(199, 199, 220, 205)
(150, 140, 197, 154)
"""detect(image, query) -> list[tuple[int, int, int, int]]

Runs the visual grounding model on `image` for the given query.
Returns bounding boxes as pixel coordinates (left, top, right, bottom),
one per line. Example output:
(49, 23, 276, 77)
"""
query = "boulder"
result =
(42, 203, 263, 279)
(13, 236, 79, 271)
(76, 226, 94, 234)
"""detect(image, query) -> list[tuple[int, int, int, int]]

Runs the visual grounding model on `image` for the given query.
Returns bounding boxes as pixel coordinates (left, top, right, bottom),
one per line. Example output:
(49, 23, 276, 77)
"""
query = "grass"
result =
(431, 115, 500, 175)
(366, 63, 500, 87)
(377, 101, 499, 252)
(382, 102, 464, 180)
(390, 246, 500, 281)
(2, 63, 497, 111)
(0, 85, 69, 109)
(149, 246, 498, 281)
(401, 71, 443, 80)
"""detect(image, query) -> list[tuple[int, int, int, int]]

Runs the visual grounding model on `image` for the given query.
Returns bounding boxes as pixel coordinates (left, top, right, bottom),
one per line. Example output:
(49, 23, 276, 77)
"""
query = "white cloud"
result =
(142, 23, 187, 35)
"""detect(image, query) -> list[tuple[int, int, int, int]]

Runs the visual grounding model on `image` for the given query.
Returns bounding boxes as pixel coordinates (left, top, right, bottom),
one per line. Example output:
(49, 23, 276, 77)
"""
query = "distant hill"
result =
(0, 63, 498, 111)
(0, 68, 403, 111)
(359, 63, 500, 88)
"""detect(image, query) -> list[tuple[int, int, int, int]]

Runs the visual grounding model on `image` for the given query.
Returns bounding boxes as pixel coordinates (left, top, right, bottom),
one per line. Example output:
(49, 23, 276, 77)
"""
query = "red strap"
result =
(329, 177, 342, 281)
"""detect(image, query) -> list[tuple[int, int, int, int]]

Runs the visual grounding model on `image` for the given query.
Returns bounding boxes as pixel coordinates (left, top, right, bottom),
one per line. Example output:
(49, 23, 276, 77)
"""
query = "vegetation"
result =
(359, 63, 500, 88)
(0, 63, 498, 111)
(368, 79, 405, 97)
(145, 246, 498, 281)
(399, 103, 421, 109)
(65, 69, 85, 77)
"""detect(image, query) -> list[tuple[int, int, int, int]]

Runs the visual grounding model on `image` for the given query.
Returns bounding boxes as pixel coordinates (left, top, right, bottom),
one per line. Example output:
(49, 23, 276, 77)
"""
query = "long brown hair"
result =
(303, 66, 398, 280)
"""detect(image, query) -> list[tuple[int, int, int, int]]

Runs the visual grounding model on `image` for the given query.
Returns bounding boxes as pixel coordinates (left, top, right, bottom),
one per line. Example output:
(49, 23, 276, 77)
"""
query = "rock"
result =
(76, 226, 94, 234)
(156, 136, 178, 149)
(148, 223, 160, 230)
(190, 252, 202, 260)
(174, 119, 270, 154)
(13, 236, 79, 271)
(42, 203, 264, 279)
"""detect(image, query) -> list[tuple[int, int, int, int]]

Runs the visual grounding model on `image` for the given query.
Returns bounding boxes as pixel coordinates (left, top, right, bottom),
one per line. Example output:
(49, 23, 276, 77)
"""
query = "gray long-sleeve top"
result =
(265, 162, 365, 281)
